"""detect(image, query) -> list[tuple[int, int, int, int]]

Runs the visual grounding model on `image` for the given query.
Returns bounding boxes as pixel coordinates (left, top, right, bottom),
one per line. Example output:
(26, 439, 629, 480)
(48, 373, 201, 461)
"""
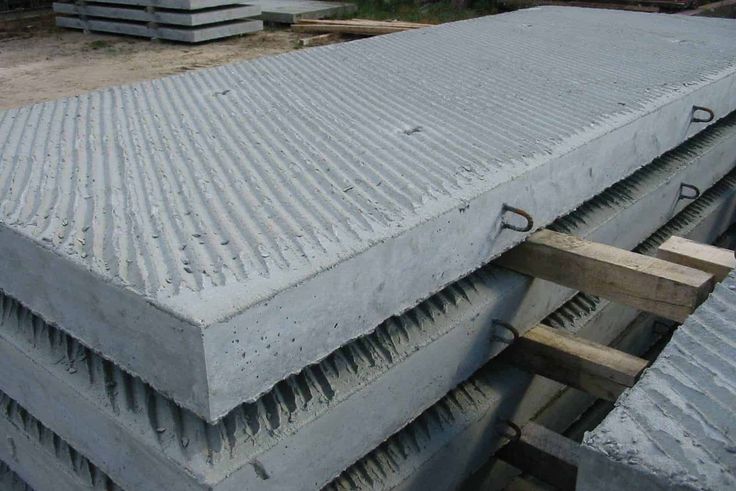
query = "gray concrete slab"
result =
(250, 0, 355, 23)
(53, 2, 261, 26)
(0, 122, 735, 491)
(578, 274, 736, 490)
(56, 16, 263, 41)
(3, 8, 736, 421)
(77, 0, 245, 10)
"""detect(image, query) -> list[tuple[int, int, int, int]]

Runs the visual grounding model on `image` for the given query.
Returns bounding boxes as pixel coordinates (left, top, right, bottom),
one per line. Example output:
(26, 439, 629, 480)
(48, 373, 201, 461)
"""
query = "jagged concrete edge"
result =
(0, 461, 33, 491)
(0, 402, 122, 491)
(323, 175, 736, 491)
(0, 117, 735, 490)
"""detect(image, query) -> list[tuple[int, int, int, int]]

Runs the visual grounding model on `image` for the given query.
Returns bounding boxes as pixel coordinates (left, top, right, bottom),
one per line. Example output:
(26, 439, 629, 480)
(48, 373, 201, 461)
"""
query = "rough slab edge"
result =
(255, 1, 356, 24)
(0, 398, 122, 491)
(3, 9, 735, 422)
(1, 124, 735, 490)
(0, 462, 32, 491)
(324, 308, 666, 491)
(53, 3, 262, 27)
(56, 16, 264, 41)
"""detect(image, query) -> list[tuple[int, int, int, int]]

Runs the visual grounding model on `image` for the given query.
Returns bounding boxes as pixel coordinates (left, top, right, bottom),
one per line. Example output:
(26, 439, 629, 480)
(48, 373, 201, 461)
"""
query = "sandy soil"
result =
(0, 19, 300, 110)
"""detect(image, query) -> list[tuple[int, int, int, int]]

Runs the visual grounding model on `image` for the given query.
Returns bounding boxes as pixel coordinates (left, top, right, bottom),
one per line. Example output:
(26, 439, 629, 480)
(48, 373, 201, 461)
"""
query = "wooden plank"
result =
(296, 18, 431, 28)
(496, 229, 715, 322)
(497, 422, 579, 491)
(498, 324, 649, 401)
(656, 236, 735, 283)
(298, 33, 341, 47)
(292, 24, 411, 35)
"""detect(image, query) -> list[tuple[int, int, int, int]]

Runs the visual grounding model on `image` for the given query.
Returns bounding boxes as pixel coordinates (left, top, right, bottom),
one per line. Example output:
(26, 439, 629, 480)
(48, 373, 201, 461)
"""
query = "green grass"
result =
(87, 39, 114, 50)
(350, 0, 499, 24)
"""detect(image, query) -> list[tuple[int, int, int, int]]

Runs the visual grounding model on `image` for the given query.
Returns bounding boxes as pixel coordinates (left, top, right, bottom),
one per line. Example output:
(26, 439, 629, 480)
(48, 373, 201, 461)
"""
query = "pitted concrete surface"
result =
(0, 123, 735, 491)
(2, 8, 736, 420)
(579, 271, 736, 491)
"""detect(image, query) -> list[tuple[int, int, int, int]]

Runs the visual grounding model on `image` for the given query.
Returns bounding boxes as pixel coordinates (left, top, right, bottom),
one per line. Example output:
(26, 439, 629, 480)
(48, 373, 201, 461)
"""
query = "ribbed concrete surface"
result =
(579, 271, 736, 491)
(2, 7, 736, 420)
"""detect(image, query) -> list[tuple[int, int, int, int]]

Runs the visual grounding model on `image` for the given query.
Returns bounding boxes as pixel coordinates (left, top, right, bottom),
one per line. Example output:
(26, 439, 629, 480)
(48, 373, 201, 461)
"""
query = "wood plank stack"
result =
(293, 18, 431, 36)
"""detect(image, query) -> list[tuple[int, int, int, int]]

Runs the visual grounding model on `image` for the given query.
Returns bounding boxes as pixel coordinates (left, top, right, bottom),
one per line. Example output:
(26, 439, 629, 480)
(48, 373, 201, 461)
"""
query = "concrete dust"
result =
(0, 21, 300, 110)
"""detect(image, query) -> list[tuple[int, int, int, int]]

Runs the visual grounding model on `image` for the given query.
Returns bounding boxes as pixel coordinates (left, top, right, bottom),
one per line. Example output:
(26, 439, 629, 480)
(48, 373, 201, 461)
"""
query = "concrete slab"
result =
(53, 2, 261, 26)
(3, 8, 736, 421)
(0, 122, 735, 491)
(578, 272, 736, 490)
(56, 16, 263, 42)
(75, 0, 247, 10)
(250, 0, 355, 23)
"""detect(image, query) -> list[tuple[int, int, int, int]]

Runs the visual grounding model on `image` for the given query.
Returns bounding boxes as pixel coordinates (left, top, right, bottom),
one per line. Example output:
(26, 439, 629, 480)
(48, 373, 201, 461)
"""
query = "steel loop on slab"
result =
(502, 204, 534, 232)
(496, 419, 522, 443)
(692, 106, 715, 123)
(678, 183, 701, 201)
(491, 320, 520, 344)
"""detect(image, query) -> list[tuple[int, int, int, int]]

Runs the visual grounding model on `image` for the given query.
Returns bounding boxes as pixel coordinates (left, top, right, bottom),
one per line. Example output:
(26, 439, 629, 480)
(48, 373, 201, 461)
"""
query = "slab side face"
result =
(579, 271, 736, 491)
(2, 7, 736, 418)
(249, 0, 356, 23)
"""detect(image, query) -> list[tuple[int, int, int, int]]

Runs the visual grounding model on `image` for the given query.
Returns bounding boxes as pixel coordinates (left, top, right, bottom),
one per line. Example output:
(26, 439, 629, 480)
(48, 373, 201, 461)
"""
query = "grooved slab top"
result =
(580, 270, 736, 490)
(1, 7, 736, 418)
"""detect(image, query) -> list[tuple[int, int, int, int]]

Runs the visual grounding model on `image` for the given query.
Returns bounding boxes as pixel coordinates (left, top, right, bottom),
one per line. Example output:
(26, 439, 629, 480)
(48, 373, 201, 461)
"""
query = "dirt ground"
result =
(0, 17, 301, 110)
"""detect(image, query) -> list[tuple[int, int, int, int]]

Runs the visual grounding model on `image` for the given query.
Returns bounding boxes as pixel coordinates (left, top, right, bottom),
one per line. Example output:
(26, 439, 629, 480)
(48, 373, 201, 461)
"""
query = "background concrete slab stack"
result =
(53, 0, 263, 42)
(577, 269, 736, 491)
(1, 7, 736, 490)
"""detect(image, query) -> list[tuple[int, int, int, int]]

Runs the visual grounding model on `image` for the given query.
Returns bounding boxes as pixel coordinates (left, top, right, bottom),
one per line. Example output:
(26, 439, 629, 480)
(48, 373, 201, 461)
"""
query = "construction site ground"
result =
(0, 17, 301, 110)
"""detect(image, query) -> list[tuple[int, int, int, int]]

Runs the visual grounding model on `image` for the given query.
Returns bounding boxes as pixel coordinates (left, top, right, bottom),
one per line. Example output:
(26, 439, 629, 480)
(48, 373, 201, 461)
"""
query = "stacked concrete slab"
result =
(1, 7, 736, 490)
(250, 0, 356, 24)
(578, 268, 736, 491)
(53, 0, 263, 42)
(2, 160, 735, 491)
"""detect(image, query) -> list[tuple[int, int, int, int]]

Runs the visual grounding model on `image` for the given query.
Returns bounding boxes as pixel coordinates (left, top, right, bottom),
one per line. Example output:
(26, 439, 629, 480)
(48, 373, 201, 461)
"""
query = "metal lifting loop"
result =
(678, 183, 701, 201)
(491, 320, 520, 344)
(496, 419, 522, 443)
(502, 204, 534, 233)
(691, 106, 715, 123)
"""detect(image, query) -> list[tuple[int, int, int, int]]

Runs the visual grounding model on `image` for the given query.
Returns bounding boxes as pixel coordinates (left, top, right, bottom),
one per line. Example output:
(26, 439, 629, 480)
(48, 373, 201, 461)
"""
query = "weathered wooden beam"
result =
(298, 33, 341, 47)
(497, 422, 579, 491)
(498, 324, 649, 401)
(496, 229, 715, 322)
(656, 236, 735, 283)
